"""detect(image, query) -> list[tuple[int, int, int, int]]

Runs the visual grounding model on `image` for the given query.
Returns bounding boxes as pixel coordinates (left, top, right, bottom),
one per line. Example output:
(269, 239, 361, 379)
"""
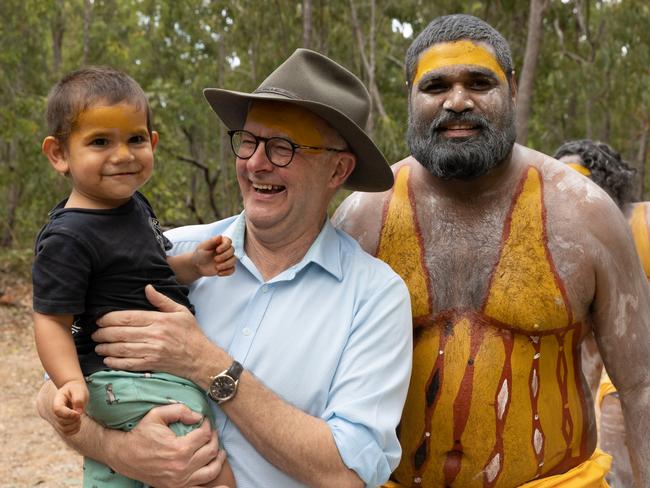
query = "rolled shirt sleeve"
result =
(324, 275, 412, 486)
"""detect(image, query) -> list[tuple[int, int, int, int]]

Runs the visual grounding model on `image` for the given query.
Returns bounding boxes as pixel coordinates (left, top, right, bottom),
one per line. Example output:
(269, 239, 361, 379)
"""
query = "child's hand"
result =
(52, 379, 89, 436)
(193, 235, 236, 277)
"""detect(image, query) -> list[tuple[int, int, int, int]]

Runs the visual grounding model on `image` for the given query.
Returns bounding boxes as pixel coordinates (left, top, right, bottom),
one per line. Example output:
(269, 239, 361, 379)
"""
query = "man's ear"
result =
(42, 136, 69, 176)
(150, 131, 159, 151)
(329, 152, 356, 189)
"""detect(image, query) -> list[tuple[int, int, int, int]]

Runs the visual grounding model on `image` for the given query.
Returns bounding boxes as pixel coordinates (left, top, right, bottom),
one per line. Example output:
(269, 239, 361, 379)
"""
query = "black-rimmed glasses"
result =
(228, 129, 346, 168)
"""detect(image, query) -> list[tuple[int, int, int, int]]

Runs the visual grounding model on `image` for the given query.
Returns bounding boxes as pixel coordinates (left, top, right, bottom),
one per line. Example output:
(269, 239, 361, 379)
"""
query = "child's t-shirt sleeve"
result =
(32, 231, 93, 315)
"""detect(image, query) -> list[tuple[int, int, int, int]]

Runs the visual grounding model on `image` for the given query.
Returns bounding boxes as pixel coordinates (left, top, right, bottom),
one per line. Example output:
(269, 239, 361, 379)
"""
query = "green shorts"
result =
(83, 370, 213, 488)
(86, 370, 213, 431)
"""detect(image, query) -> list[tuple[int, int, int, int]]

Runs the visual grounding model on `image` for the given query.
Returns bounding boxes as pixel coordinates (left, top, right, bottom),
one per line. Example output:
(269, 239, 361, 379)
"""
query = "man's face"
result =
(407, 40, 517, 180)
(236, 101, 347, 239)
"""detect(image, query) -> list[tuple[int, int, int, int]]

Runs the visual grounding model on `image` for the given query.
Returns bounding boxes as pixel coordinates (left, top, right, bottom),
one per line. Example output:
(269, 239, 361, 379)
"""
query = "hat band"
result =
(253, 87, 298, 99)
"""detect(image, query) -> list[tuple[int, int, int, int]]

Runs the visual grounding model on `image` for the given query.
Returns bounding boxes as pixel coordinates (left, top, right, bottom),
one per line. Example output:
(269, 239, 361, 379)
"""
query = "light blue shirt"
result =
(166, 213, 412, 488)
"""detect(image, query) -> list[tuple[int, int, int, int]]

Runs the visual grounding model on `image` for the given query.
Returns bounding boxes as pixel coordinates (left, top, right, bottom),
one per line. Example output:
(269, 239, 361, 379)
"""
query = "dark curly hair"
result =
(554, 139, 636, 207)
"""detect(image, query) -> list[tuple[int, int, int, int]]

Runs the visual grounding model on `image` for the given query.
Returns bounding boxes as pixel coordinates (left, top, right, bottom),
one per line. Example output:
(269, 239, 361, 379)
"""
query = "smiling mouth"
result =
(439, 123, 480, 132)
(106, 171, 139, 176)
(253, 182, 286, 194)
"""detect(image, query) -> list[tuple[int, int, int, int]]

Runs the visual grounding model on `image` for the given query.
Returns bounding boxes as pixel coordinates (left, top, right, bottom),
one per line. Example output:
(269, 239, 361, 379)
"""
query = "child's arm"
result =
(33, 312, 89, 435)
(168, 235, 235, 285)
(216, 458, 237, 487)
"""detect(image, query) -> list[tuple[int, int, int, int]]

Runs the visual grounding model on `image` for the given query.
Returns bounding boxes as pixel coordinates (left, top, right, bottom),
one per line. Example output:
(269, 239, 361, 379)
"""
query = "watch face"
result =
(210, 375, 236, 401)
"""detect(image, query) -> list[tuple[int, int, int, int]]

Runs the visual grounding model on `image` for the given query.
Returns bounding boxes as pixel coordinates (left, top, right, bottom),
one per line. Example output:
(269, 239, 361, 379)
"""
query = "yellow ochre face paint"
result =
(247, 101, 324, 147)
(413, 40, 507, 86)
(567, 163, 591, 177)
(73, 103, 149, 138)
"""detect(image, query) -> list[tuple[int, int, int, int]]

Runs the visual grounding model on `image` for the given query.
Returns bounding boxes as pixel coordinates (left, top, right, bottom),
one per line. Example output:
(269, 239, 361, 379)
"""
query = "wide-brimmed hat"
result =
(204, 48, 393, 192)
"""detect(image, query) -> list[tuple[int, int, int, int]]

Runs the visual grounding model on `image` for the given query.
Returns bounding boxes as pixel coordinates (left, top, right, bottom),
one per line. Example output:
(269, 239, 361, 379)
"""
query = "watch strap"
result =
(226, 360, 244, 381)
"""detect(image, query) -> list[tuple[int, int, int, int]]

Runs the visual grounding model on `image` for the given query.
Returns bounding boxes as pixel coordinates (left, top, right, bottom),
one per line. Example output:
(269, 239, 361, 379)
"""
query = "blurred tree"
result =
(1, 0, 649, 248)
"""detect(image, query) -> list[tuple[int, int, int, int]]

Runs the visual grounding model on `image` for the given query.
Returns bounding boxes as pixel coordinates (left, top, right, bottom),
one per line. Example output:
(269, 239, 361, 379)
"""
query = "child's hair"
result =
(45, 66, 152, 147)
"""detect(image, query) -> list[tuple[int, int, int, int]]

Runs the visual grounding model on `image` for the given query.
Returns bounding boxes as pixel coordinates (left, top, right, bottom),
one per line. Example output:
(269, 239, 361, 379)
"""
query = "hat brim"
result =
(203, 88, 393, 192)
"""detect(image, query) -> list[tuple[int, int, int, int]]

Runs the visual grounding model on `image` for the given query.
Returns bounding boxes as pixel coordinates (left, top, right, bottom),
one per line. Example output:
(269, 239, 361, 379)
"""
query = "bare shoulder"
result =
(525, 146, 636, 262)
(333, 156, 415, 255)
(519, 146, 623, 227)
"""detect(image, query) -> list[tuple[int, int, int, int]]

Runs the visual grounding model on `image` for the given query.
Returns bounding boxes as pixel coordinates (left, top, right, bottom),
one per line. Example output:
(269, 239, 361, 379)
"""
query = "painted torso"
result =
(364, 158, 596, 487)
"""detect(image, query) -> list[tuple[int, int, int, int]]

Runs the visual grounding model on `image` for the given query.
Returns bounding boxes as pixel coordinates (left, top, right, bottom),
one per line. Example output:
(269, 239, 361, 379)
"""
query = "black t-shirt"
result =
(32, 192, 193, 376)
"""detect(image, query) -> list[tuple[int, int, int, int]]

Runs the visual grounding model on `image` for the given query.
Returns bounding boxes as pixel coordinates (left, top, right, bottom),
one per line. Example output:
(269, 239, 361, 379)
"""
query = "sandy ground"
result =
(0, 276, 83, 487)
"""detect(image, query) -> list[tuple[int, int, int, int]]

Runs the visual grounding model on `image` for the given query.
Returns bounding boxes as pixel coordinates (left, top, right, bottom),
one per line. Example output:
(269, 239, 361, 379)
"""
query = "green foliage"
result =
(0, 247, 34, 281)
(2, 0, 650, 248)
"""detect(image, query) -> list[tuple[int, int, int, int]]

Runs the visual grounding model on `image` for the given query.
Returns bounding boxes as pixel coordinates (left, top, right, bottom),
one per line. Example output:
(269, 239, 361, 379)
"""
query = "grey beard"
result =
(407, 110, 517, 181)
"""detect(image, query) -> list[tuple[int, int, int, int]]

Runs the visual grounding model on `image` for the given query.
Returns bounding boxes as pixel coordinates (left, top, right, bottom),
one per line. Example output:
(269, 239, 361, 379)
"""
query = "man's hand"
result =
(93, 285, 230, 387)
(109, 404, 226, 487)
(52, 379, 88, 435)
(193, 235, 236, 277)
(38, 382, 227, 488)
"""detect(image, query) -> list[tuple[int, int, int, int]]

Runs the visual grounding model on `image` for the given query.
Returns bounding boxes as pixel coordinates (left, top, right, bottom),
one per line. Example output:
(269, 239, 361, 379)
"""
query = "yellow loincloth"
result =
(382, 449, 611, 487)
(596, 374, 617, 408)
(518, 449, 611, 487)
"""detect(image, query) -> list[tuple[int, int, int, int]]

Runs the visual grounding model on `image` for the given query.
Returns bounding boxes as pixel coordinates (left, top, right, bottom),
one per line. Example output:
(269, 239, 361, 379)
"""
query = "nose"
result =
(111, 142, 135, 164)
(443, 87, 474, 113)
(245, 140, 274, 172)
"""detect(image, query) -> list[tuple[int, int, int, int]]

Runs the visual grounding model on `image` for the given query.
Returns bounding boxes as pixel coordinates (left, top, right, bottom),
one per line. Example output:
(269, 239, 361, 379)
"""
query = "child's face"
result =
(45, 101, 157, 209)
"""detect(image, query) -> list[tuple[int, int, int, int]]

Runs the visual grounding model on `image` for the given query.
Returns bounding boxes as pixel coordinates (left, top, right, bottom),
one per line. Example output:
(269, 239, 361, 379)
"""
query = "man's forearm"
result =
(620, 386, 650, 487)
(185, 339, 362, 487)
(221, 372, 363, 488)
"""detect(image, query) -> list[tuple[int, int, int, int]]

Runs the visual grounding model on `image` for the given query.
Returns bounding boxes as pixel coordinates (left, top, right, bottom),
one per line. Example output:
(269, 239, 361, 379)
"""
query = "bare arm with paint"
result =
(588, 198, 650, 487)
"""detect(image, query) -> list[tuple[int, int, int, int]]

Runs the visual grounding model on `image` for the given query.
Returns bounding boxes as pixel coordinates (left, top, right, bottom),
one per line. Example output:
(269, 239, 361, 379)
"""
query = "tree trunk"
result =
(515, 0, 548, 145)
(637, 123, 648, 200)
(348, 0, 387, 136)
(82, 0, 92, 64)
(217, 34, 232, 217)
(51, 1, 66, 74)
(302, 0, 312, 49)
(1, 140, 21, 248)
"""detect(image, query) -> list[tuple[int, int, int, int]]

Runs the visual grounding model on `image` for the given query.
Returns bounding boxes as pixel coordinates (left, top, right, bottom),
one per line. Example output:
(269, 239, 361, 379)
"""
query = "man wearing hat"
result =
(37, 49, 412, 487)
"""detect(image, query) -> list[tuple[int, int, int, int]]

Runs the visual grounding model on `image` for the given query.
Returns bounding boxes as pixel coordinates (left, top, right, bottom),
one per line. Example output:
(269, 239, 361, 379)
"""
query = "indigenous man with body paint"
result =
(37, 49, 412, 487)
(556, 139, 647, 488)
(334, 15, 650, 487)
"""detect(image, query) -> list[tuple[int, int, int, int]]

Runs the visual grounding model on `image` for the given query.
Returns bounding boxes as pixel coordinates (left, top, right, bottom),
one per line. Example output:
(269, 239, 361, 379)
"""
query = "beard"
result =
(407, 105, 517, 181)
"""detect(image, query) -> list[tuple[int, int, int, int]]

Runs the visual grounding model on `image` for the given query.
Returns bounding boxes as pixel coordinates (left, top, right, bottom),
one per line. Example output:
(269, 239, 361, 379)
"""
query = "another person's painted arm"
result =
(36, 381, 226, 487)
(168, 235, 235, 285)
(589, 202, 650, 488)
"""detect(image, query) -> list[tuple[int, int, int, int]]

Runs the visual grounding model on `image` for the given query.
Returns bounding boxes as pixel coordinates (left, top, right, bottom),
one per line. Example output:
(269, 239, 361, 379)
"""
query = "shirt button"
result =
(242, 327, 252, 336)
(262, 285, 269, 293)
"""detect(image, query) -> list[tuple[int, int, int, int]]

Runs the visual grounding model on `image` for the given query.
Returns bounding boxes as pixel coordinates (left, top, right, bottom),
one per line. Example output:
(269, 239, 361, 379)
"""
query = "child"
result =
(32, 66, 236, 487)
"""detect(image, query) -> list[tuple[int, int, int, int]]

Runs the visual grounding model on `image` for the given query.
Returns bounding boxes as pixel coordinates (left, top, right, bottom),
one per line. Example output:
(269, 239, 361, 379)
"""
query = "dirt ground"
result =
(0, 274, 83, 487)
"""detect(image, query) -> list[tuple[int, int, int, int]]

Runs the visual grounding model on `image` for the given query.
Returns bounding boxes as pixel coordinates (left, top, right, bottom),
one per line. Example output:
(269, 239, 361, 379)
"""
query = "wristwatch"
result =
(208, 360, 243, 404)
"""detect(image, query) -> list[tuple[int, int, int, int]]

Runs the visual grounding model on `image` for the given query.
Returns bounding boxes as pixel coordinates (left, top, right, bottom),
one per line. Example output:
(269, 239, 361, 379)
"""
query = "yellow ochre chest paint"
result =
(377, 167, 589, 487)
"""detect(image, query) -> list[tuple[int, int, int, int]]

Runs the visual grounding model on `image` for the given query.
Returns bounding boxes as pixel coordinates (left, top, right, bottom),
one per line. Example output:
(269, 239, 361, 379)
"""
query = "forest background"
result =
(2, 0, 650, 252)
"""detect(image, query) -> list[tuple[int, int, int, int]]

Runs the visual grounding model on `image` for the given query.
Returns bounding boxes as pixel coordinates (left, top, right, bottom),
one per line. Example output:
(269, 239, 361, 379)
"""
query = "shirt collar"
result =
(227, 212, 343, 282)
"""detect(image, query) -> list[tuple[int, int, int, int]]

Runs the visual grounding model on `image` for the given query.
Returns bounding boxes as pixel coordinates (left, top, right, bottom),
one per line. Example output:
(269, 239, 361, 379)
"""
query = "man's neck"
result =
(416, 145, 521, 203)
(243, 217, 326, 282)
